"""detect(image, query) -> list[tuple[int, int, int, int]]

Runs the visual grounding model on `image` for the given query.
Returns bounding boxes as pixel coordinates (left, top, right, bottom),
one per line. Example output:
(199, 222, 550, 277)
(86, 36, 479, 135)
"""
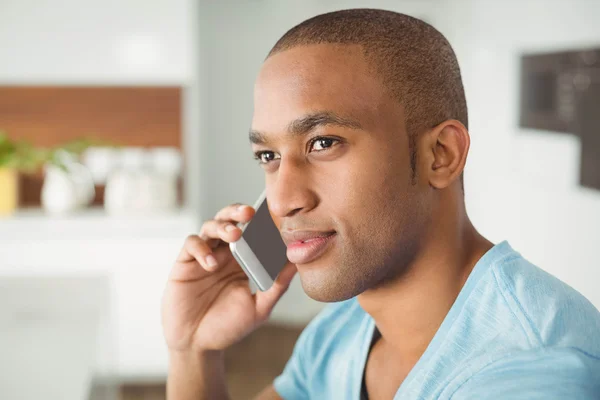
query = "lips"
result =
(281, 230, 336, 265)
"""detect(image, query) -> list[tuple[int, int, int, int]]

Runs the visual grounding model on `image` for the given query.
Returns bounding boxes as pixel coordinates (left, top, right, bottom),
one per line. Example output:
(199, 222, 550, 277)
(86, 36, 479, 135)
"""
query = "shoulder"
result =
(450, 347, 600, 399)
(489, 244, 600, 356)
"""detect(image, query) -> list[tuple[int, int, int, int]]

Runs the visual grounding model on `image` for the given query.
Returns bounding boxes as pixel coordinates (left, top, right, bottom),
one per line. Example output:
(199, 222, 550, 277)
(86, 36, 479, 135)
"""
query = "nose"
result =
(267, 157, 317, 219)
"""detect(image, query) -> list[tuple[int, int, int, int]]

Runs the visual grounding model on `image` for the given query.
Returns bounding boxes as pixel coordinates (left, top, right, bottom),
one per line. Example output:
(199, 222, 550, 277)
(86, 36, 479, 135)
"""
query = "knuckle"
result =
(215, 204, 238, 218)
(215, 222, 226, 232)
(201, 218, 214, 229)
(222, 203, 242, 215)
(199, 220, 216, 237)
(185, 234, 199, 244)
(184, 234, 203, 249)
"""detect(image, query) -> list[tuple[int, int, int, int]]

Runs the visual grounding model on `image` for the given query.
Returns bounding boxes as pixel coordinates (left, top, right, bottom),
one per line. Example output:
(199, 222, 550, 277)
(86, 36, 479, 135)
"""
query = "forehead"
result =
(253, 44, 395, 135)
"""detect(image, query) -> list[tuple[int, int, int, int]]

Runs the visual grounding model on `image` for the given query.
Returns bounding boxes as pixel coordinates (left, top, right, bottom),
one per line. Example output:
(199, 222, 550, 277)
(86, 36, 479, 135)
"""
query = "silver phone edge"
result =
(230, 189, 276, 291)
(229, 240, 275, 291)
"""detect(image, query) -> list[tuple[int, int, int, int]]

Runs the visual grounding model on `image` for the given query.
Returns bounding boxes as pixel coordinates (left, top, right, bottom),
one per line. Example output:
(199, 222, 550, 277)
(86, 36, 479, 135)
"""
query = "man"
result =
(162, 9, 600, 400)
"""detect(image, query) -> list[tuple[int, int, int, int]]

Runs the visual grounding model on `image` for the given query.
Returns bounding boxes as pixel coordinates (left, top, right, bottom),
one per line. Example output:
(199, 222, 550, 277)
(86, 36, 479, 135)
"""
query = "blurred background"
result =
(0, 0, 598, 399)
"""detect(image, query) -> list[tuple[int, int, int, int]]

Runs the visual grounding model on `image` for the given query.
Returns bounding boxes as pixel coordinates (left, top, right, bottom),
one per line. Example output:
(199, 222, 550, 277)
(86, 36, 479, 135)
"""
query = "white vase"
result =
(41, 166, 80, 215)
(104, 169, 134, 214)
(41, 161, 96, 215)
(68, 162, 96, 207)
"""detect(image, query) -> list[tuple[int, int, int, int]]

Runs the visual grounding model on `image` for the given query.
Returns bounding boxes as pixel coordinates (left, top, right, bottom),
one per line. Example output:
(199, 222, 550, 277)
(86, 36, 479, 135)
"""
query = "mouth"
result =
(282, 231, 337, 265)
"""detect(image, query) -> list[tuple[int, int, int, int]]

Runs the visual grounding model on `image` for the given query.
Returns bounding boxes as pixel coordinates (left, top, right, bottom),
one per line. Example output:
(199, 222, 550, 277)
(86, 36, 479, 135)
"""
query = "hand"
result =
(162, 203, 297, 354)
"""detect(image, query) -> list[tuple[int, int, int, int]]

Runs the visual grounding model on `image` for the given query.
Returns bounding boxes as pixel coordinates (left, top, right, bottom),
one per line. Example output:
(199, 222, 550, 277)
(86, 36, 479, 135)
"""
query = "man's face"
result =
(251, 44, 430, 302)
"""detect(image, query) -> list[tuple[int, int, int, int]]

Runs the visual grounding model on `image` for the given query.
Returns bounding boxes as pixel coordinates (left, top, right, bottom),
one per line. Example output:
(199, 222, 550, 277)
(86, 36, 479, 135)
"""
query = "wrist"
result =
(169, 348, 224, 365)
(167, 348, 228, 400)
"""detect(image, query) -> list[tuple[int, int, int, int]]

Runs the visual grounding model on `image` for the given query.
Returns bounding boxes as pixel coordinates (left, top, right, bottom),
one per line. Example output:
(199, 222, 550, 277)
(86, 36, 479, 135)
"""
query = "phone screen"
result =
(242, 198, 288, 280)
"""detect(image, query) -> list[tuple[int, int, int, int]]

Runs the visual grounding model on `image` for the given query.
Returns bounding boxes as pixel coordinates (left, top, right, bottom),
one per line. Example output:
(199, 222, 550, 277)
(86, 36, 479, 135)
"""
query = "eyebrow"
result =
(249, 111, 363, 145)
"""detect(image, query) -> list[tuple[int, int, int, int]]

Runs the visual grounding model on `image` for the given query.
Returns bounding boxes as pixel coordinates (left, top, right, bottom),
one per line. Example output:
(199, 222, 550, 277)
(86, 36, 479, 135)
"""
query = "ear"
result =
(422, 120, 470, 189)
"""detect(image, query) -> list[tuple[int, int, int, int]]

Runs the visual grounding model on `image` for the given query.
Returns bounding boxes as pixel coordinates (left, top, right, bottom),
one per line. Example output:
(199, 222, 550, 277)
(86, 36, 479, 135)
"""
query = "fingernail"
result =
(205, 255, 218, 268)
(237, 205, 248, 212)
(225, 224, 236, 232)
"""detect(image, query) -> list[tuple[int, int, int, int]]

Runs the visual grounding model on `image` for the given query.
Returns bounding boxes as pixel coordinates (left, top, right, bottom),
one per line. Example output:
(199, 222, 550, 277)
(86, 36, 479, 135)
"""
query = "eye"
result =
(309, 137, 339, 152)
(254, 151, 281, 164)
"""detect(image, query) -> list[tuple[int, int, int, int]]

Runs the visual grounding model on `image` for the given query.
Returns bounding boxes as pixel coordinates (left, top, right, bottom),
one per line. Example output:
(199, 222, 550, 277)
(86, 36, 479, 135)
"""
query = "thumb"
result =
(254, 262, 297, 320)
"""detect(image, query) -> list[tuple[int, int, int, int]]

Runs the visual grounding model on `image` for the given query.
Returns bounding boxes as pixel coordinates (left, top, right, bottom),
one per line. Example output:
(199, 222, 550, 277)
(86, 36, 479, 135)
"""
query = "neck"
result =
(357, 197, 493, 365)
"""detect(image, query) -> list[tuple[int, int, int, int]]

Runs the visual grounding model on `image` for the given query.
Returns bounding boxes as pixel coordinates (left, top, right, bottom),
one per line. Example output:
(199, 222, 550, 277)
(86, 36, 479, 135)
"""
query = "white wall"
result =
(0, 0, 192, 84)
(432, 0, 600, 308)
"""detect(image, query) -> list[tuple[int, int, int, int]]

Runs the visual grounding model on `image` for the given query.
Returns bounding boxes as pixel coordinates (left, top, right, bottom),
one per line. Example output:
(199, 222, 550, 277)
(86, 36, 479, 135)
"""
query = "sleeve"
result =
(450, 348, 600, 400)
(272, 303, 342, 400)
(272, 327, 311, 400)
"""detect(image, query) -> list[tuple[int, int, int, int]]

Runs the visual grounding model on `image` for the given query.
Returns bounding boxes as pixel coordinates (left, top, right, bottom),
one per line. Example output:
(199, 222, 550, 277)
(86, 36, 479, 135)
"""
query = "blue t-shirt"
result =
(274, 241, 600, 399)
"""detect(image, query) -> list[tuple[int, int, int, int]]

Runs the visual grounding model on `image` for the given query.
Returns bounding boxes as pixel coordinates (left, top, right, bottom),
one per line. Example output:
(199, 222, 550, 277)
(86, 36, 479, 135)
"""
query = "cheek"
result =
(323, 140, 414, 246)
(328, 141, 409, 209)
(270, 210, 281, 229)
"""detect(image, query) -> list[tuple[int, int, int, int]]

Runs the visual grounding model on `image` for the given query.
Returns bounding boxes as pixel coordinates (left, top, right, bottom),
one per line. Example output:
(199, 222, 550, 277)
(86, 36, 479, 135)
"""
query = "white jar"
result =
(41, 165, 80, 215)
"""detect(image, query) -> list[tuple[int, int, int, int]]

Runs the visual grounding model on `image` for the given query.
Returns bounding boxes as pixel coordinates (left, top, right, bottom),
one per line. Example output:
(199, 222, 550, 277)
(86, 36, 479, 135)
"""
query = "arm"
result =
(167, 350, 229, 400)
(167, 353, 285, 400)
(254, 385, 283, 400)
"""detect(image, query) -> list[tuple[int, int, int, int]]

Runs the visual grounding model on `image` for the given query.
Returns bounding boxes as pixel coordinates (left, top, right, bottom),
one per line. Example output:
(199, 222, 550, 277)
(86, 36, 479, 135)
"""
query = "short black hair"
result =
(268, 8, 468, 177)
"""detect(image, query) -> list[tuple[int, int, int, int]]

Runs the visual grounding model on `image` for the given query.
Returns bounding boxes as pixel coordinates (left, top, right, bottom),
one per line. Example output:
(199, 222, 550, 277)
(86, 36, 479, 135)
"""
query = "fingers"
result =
(176, 235, 219, 271)
(171, 202, 256, 281)
(214, 203, 255, 224)
(199, 220, 243, 244)
(170, 241, 237, 282)
(197, 203, 255, 246)
(255, 262, 298, 321)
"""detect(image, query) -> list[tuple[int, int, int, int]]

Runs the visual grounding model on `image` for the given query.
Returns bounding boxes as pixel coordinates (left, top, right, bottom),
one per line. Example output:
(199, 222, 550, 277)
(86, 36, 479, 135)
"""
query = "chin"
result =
(296, 263, 366, 303)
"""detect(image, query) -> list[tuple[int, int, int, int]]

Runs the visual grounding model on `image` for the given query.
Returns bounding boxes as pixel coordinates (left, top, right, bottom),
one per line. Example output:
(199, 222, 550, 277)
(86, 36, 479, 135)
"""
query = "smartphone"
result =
(229, 190, 288, 291)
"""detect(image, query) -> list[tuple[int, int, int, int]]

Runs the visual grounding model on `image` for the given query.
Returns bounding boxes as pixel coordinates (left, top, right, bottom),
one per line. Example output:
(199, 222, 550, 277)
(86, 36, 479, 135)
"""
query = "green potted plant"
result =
(0, 131, 97, 215)
(0, 133, 35, 215)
